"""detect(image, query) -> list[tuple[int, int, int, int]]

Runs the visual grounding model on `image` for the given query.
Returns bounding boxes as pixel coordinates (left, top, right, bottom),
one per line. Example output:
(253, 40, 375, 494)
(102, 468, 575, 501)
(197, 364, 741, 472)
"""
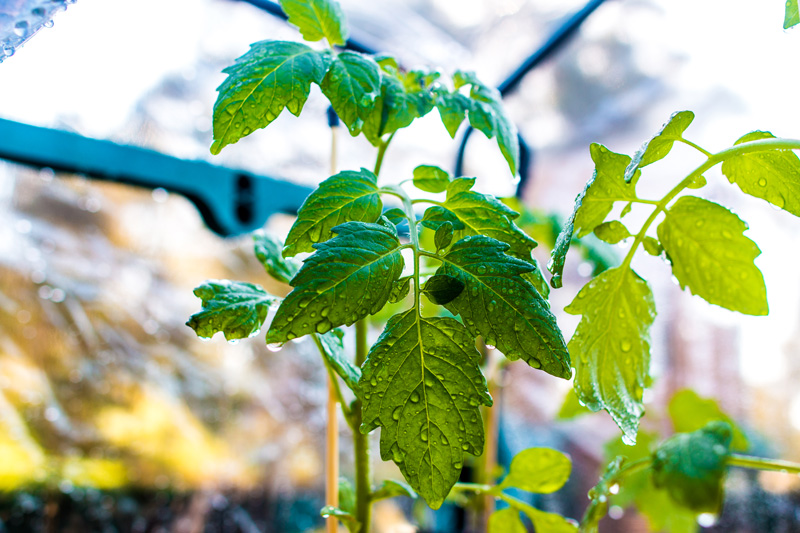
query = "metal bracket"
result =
(0, 118, 311, 237)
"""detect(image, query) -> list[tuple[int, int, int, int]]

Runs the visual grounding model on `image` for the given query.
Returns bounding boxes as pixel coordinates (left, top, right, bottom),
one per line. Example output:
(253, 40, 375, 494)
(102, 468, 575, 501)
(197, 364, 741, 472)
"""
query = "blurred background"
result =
(0, 0, 799, 531)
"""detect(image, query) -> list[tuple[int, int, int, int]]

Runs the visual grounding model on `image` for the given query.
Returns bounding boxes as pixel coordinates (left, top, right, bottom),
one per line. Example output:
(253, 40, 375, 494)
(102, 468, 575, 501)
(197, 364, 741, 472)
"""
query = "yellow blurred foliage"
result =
(96, 386, 256, 488)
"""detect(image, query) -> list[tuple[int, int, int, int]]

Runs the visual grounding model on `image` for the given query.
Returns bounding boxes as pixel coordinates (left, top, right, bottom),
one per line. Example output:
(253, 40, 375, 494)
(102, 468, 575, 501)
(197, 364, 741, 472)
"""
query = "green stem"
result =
(373, 133, 395, 177)
(411, 198, 444, 206)
(622, 137, 800, 270)
(352, 320, 372, 533)
(728, 454, 800, 474)
(675, 137, 713, 158)
(450, 483, 542, 518)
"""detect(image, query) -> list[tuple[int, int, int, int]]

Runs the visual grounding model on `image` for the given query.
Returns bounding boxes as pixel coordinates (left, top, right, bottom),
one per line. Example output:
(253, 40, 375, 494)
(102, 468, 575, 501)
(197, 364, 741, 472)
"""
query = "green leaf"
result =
(721, 131, 800, 217)
(642, 236, 663, 256)
(338, 477, 356, 515)
(363, 73, 433, 146)
(652, 421, 732, 513)
(455, 73, 519, 175)
(320, 506, 359, 532)
(211, 41, 329, 154)
(359, 309, 492, 509)
(523, 258, 550, 300)
(593, 220, 630, 244)
(413, 165, 451, 193)
(565, 266, 656, 442)
(499, 447, 571, 493)
(283, 168, 382, 257)
(253, 232, 300, 284)
(785, 0, 800, 29)
(434, 221, 454, 252)
(574, 144, 639, 238)
(422, 178, 537, 262)
(435, 91, 472, 138)
(625, 111, 695, 182)
(371, 479, 418, 501)
(521, 508, 579, 533)
(668, 389, 748, 451)
(389, 276, 412, 304)
(488, 508, 526, 533)
(422, 274, 465, 305)
(556, 389, 592, 420)
(278, 0, 348, 45)
(268, 221, 404, 343)
(187, 280, 275, 341)
(383, 208, 407, 226)
(321, 51, 381, 135)
(317, 328, 361, 394)
(438, 236, 571, 379)
(657, 196, 768, 316)
(603, 432, 698, 533)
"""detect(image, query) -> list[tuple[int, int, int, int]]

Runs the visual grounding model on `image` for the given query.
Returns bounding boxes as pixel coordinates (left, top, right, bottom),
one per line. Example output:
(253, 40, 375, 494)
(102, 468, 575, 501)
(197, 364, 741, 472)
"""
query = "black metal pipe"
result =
(456, 0, 608, 194)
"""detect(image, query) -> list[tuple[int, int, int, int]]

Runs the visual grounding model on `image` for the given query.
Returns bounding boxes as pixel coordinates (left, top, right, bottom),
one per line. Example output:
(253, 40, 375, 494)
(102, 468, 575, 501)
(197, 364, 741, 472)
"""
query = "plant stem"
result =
(622, 137, 800, 270)
(675, 137, 713, 158)
(728, 454, 800, 474)
(373, 133, 395, 177)
(352, 320, 372, 533)
(451, 482, 542, 518)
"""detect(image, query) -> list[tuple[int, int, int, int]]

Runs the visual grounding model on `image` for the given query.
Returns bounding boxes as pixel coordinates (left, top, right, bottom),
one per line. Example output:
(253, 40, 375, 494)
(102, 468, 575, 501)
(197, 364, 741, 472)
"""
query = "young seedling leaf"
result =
(657, 196, 767, 316)
(278, 0, 348, 45)
(625, 111, 695, 182)
(421, 178, 537, 262)
(320, 506, 359, 532)
(434, 91, 472, 138)
(455, 72, 519, 175)
(594, 220, 631, 244)
(338, 477, 356, 515)
(499, 447, 572, 493)
(316, 328, 361, 394)
(383, 207, 407, 226)
(211, 41, 329, 154)
(413, 165, 451, 193)
(359, 310, 492, 509)
(363, 72, 433, 146)
(642, 236, 663, 257)
(575, 144, 639, 238)
(389, 276, 412, 304)
(253, 232, 300, 284)
(785, 0, 800, 29)
(284, 168, 382, 257)
(371, 479, 417, 501)
(565, 266, 656, 442)
(721, 131, 800, 217)
(668, 389, 748, 451)
(488, 508, 526, 533)
(521, 508, 579, 533)
(321, 51, 381, 135)
(268, 221, 404, 343)
(652, 421, 732, 513)
(187, 280, 276, 341)
(434, 221, 454, 252)
(438, 236, 571, 379)
(422, 274, 465, 305)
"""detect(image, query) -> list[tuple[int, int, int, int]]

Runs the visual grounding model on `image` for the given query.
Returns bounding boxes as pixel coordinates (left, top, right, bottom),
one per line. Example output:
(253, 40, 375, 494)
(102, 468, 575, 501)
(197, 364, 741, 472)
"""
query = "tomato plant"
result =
(188, 1, 800, 531)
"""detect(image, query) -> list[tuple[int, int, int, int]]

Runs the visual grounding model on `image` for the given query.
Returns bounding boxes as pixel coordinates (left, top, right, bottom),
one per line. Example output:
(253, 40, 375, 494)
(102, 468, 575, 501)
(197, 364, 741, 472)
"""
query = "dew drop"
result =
(267, 342, 283, 352)
(420, 430, 428, 442)
(410, 392, 420, 403)
(620, 340, 632, 352)
(461, 443, 470, 451)
(477, 265, 487, 275)
(697, 513, 718, 528)
(392, 407, 401, 420)
(758, 178, 767, 187)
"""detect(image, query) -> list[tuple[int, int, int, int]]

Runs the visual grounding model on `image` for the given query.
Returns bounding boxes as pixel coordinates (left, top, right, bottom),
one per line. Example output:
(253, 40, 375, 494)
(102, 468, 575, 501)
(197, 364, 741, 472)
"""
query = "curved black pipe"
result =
(455, 0, 608, 195)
